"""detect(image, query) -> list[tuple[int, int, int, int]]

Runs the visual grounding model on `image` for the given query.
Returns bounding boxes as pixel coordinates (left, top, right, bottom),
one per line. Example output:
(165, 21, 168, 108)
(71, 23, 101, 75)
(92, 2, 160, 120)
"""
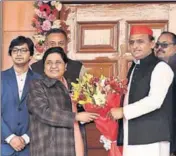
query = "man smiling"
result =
(109, 25, 174, 156)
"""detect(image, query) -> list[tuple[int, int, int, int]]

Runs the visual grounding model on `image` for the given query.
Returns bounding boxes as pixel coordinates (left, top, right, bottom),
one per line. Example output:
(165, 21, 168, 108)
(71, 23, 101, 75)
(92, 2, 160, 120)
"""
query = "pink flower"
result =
(47, 14, 56, 21)
(36, 27, 43, 33)
(37, 1, 43, 7)
(32, 18, 41, 28)
(41, 11, 48, 19)
(41, 20, 51, 31)
(35, 43, 45, 53)
(51, 8, 59, 17)
(34, 9, 43, 18)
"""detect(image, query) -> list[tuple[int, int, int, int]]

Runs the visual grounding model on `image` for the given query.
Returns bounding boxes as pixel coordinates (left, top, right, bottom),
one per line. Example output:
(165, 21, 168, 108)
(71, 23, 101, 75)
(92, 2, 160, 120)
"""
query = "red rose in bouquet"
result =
(72, 73, 127, 156)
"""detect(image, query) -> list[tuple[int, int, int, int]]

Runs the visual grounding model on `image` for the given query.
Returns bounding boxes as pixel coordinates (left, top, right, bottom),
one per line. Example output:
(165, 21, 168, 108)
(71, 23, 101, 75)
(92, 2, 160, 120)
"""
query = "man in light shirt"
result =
(1, 36, 40, 156)
(155, 31, 176, 156)
(108, 25, 174, 156)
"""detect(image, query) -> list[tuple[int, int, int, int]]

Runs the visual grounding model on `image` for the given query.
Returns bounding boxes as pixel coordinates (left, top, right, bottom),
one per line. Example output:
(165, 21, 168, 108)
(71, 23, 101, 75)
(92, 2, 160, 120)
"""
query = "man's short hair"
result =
(160, 31, 176, 44)
(45, 28, 68, 41)
(8, 36, 34, 56)
(149, 35, 155, 41)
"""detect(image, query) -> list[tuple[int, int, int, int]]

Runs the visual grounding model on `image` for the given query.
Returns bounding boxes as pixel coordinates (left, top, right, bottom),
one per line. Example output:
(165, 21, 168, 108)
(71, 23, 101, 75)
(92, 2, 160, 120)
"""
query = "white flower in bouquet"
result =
(93, 90, 106, 106)
(51, 1, 56, 6)
(51, 20, 61, 29)
(33, 51, 44, 60)
(54, 2, 62, 11)
(100, 79, 106, 87)
(34, 9, 43, 18)
(43, 1, 49, 3)
(33, 34, 46, 42)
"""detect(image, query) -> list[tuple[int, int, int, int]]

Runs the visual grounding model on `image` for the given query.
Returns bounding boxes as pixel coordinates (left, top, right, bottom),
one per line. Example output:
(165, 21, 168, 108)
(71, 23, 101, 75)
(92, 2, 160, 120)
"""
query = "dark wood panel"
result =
(82, 59, 118, 77)
(86, 123, 108, 156)
(86, 122, 104, 148)
(77, 21, 119, 53)
(88, 149, 108, 156)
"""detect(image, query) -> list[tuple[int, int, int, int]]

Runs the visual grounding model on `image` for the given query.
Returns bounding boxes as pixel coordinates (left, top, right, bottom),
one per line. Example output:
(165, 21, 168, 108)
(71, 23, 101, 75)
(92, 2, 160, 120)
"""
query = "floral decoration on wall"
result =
(32, 0, 70, 60)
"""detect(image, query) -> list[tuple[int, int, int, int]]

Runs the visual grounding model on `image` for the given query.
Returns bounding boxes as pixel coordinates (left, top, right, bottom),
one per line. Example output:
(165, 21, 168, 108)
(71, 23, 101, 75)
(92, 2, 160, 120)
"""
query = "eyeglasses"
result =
(12, 48, 29, 54)
(155, 42, 175, 49)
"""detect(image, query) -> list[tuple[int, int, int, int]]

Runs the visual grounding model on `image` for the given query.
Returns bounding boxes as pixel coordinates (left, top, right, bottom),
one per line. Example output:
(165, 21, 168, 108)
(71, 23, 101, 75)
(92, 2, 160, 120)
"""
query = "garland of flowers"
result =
(32, 0, 69, 60)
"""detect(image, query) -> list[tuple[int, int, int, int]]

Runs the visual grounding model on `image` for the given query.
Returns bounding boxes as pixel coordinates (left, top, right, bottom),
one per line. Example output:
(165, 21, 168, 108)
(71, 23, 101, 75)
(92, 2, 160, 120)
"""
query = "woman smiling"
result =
(27, 47, 99, 156)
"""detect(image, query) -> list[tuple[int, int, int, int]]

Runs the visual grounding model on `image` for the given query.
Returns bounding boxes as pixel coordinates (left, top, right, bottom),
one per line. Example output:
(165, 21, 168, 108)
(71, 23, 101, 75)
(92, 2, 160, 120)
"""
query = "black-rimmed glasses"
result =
(12, 48, 29, 54)
(155, 42, 175, 49)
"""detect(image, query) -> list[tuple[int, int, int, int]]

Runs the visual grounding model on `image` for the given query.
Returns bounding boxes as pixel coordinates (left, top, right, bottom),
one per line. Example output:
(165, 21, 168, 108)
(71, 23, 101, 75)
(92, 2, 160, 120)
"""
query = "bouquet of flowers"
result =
(32, 0, 69, 60)
(71, 73, 127, 156)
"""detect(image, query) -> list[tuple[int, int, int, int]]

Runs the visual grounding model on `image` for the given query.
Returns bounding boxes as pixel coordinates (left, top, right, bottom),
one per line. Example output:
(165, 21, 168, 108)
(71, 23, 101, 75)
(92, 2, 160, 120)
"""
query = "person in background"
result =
(1, 36, 40, 156)
(31, 28, 86, 84)
(27, 47, 99, 156)
(108, 25, 174, 156)
(155, 31, 176, 156)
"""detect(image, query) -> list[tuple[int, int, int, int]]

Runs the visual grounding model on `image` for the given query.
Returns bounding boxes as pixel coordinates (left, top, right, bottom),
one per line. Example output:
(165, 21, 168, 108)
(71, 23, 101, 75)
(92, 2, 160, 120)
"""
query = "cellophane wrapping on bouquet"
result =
(84, 93, 123, 156)
(71, 73, 127, 156)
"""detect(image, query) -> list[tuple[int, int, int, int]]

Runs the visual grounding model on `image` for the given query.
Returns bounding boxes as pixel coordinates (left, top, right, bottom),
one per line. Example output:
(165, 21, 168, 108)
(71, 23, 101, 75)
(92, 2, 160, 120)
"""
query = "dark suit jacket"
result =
(168, 54, 176, 153)
(1, 67, 40, 156)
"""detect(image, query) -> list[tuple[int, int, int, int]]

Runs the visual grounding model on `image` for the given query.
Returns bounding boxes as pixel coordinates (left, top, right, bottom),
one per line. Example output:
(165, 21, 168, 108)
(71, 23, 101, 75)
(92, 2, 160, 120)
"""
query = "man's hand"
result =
(107, 107, 123, 120)
(76, 112, 99, 123)
(9, 136, 25, 151)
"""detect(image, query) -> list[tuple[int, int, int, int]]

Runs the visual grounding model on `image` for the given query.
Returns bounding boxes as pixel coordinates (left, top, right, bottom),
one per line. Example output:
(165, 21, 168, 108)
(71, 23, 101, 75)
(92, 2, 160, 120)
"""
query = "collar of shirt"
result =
(134, 59, 140, 65)
(15, 71, 28, 77)
(15, 71, 28, 99)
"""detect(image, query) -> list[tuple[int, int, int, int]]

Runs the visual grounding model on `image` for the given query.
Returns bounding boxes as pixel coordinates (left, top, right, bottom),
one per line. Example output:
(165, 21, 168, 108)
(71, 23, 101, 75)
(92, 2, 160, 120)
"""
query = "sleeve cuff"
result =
(21, 134, 30, 144)
(5, 134, 16, 143)
(123, 105, 132, 120)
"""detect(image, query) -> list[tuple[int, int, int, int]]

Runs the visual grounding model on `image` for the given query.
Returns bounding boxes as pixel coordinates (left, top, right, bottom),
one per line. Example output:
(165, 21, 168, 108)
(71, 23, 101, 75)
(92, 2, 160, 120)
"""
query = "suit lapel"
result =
(127, 62, 135, 84)
(20, 69, 33, 103)
(8, 67, 20, 104)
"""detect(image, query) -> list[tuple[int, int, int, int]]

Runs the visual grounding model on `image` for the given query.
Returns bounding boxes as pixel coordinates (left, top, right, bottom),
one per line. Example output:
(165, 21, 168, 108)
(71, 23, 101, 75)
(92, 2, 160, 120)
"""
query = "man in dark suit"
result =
(155, 31, 176, 156)
(108, 25, 174, 156)
(1, 36, 40, 156)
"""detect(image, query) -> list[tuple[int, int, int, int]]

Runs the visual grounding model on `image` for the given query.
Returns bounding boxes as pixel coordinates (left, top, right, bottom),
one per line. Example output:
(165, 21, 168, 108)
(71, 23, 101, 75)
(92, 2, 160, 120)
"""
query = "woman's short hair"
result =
(8, 36, 34, 56)
(42, 47, 68, 65)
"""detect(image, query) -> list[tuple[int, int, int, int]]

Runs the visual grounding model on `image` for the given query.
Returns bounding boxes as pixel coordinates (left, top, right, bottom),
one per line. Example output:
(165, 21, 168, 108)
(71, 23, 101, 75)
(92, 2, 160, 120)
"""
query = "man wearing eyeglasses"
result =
(108, 25, 174, 156)
(155, 32, 176, 156)
(1, 36, 40, 156)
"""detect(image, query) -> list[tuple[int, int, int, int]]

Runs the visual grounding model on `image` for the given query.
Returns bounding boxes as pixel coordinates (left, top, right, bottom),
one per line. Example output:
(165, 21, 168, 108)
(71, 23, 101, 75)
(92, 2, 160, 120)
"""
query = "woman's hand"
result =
(75, 112, 99, 123)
